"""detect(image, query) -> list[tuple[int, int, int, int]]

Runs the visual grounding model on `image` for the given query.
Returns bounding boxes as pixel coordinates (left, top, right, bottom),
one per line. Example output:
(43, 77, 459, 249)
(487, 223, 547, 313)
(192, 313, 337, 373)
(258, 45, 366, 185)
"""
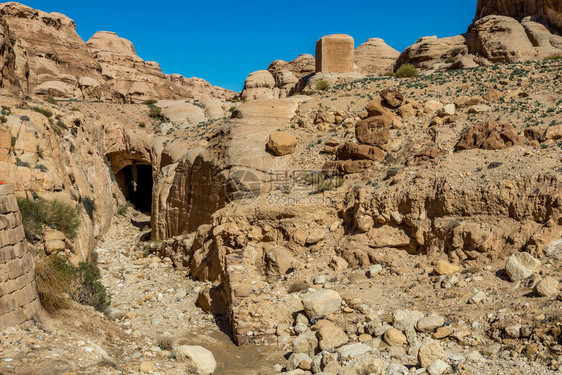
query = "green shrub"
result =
(82, 197, 97, 220)
(138, 122, 146, 128)
(148, 106, 162, 118)
(315, 79, 330, 91)
(43, 96, 58, 105)
(303, 171, 344, 194)
(143, 99, 158, 105)
(445, 56, 458, 63)
(383, 71, 396, 77)
(116, 203, 131, 216)
(0, 115, 7, 123)
(396, 64, 419, 78)
(1, 106, 11, 116)
(35, 254, 74, 312)
(20, 115, 30, 121)
(544, 54, 562, 61)
(71, 107, 80, 112)
(70, 261, 111, 314)
(17, 198, 80, 242)
(18, 198, 47, 242)
(35, 255, 111, 314)
(31, 107, 53, 118)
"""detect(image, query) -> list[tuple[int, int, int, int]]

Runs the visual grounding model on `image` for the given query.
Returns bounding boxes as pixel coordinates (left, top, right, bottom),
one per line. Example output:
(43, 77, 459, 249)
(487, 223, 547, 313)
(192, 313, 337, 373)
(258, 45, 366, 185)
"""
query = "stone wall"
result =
(315, 34, 355, 73)
(0, 184, 40, 330)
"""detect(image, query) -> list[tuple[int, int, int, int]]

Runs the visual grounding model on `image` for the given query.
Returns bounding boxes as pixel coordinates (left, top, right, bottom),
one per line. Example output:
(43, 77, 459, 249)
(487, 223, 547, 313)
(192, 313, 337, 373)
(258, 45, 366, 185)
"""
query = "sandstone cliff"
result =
(475, 0, 562, 33)
(0, 2, 234, 103)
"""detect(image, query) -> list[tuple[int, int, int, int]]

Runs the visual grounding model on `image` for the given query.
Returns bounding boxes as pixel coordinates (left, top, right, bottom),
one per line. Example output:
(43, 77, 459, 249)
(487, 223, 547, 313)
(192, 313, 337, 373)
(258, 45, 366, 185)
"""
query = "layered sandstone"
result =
(475, 0, 562, 33)
(0, 184, 40, 330)
(0, 2, 234, 102)
(354, 38, 400, 75)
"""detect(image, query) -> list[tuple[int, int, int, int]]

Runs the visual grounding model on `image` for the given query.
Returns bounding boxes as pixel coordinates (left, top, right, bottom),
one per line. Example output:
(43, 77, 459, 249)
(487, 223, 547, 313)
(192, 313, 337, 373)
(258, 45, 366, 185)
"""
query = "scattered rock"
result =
(302, 289, 342, 319)
(175, 346, 217, 375)
(535, 276, 559, 297)
(505, 252, 541, 282)
(267, 131, 297, 156)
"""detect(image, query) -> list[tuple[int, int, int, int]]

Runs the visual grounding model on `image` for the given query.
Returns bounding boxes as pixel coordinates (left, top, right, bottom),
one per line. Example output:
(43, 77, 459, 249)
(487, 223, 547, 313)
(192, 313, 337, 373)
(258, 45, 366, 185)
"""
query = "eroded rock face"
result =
(152, 97, 306, 239)
(0, 2, 102, 91)
(455, 121, 524, 151)
(475, 0, 562, 33)
(468, 15, 537, 62)
(0, 3, 234, 102)
(240, 70, 276, 101)
(0, 16, 28, 95)
(354, 38, 400, 75)
(396, 35, 468, 70)
(0, 99, 116, 261)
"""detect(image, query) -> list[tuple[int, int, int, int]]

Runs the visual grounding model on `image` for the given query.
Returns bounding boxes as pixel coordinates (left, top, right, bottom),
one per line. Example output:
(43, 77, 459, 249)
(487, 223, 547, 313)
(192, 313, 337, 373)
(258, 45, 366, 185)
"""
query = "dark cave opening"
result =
(115, 164, 153, 214)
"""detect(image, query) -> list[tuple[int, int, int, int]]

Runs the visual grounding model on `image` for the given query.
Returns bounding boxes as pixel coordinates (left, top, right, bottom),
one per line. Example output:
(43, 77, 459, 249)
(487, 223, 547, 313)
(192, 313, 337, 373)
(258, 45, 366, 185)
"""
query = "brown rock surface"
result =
(315, 34, 355, 73)
(355, 116, 391, 148)
(475, 0, 562, 33)
(455, 121, 524, 151)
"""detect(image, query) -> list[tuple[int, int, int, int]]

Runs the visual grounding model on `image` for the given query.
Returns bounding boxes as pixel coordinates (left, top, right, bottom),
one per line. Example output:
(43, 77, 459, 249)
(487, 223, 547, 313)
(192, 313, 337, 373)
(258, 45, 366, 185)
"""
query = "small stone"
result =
(336, 343, 372, 360)
(536, 276, 559, 297)
(317, 323, 349, 351)
(392, 309, 424, 331)
(467, 104, 491, 113)
(416, 315, 445, 333)
(139, 361, 156, 373)
(433, 260, 460, 276)
(313, 275, 326, 285)
(383, 328, 407, 346)
(368, 264, 383, 277)
(468, 290, 486, 304)
(306, 229, 326, 245)
(302, 289, 342, 319)
(418, 340, 448, 367)
(505, 252, 540, 282)
(432, 327, 453, 339)
(427, 359, 450, 375)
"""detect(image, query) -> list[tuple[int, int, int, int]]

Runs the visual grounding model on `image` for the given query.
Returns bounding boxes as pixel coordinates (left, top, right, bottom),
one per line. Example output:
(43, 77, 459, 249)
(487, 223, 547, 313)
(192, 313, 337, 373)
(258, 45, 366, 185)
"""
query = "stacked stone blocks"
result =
(0, 184, 40, 330)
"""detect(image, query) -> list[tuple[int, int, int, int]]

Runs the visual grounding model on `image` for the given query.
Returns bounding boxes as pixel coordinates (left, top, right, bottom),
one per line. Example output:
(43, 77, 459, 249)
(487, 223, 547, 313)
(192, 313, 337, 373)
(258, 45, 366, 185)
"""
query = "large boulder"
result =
(354, 38, 400, 75)
(455, 121, 524, 151)
(505, 252, 541, 281)
(267, 131, 297, 156)
(302, 289, 342, 319)
(176, 346, 217, 374)
(355, 116, 391, 148)
(396, 35, 468, 69)
(240, 70, 276, 101)
(467, 15, 537, 62)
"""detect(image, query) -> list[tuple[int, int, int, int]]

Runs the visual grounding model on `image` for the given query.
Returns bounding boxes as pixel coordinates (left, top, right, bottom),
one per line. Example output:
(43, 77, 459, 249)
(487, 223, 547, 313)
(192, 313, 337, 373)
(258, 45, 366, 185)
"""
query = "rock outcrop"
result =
(354, 38, 400, 75)
(0, 97, 117, 260)
(396, 35, 468, 70)
(475, 0, 562, 33)
(0, 2, 234, 102)
(0, 16, 28, 95)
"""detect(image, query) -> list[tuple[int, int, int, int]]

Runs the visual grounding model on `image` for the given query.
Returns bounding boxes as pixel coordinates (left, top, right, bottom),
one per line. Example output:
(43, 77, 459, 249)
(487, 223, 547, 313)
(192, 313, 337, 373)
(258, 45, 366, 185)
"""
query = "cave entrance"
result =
(115, 164, 153, 214)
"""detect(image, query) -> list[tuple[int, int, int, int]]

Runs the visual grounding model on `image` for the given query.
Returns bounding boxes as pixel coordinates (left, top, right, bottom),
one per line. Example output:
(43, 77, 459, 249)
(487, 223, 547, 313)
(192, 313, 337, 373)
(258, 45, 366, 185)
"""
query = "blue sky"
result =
(18, 1, 477, 91)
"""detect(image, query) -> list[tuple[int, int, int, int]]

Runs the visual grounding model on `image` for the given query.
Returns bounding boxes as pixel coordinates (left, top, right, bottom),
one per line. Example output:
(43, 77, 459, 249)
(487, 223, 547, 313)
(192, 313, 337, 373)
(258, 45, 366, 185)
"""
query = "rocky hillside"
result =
(0, 1, 561, 375)
(0, 2, 234, 103)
